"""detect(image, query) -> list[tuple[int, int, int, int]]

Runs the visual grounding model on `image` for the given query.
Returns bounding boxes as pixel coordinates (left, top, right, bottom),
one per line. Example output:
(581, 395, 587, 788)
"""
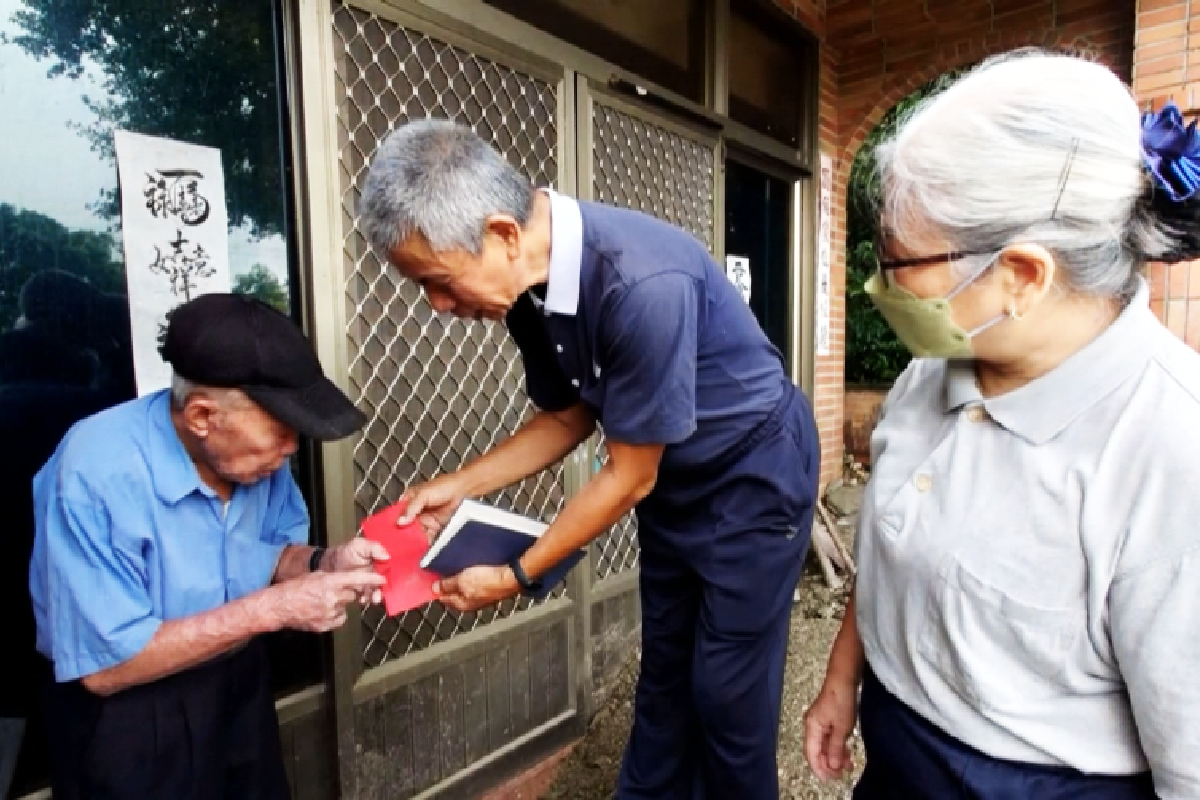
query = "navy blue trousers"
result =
(855, 668, 1157, 800)
(44, 640, 290, 800)
(616, 386, 820, 800)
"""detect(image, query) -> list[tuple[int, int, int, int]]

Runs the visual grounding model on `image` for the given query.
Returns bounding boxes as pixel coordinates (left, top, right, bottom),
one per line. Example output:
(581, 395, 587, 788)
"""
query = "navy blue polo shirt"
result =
(505, 191, 786, 486)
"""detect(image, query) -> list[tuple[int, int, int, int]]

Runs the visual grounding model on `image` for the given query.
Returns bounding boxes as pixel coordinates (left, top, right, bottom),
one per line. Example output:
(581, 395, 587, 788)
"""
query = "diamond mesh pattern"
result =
(333, 3, 565, 666)
(588, 99, 717, 580)
(592, 102, 716, 250)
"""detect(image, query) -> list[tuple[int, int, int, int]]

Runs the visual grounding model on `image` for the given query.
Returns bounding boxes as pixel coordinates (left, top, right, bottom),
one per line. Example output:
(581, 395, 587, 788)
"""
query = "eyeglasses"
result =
(874, 233, 990, 271)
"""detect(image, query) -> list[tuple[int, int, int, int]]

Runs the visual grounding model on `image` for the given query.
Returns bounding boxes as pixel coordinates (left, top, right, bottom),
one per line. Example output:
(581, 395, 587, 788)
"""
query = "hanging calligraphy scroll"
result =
(114, 131, 231, 395)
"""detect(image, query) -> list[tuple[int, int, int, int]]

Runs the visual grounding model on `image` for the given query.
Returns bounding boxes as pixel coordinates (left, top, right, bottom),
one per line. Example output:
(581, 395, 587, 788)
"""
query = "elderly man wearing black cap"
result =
(28, 293, 386, 800)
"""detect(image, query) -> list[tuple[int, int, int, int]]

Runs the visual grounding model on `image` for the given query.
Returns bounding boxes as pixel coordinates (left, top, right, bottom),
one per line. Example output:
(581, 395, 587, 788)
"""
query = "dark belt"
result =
(44, 639, 290, 800)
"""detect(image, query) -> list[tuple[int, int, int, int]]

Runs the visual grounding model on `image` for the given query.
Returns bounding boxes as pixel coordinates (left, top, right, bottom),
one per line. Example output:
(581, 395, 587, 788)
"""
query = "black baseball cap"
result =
(160, 293, 367, 441)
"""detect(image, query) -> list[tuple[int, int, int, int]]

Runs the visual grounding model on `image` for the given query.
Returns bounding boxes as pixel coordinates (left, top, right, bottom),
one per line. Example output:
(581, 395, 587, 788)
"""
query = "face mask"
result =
(864, 258, 1008, 359)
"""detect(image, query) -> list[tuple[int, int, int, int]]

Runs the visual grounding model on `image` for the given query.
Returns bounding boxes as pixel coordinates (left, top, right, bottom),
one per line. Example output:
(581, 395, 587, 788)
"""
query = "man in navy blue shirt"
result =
(362, 120, 819, 799)
(29, 294, 388, 800)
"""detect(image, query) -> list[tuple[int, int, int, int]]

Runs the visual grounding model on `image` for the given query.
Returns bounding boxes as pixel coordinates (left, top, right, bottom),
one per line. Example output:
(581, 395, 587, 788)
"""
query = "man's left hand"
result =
(434, 566, 519, 612)
(325, 539, 390, 605)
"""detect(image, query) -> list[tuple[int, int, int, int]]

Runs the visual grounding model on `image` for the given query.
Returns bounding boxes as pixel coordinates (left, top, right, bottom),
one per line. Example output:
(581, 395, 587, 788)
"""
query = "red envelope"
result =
(360, 500, 438, 617)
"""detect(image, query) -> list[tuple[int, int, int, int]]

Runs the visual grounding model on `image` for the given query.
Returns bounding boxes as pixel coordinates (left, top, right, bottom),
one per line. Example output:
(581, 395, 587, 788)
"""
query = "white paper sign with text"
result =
(725, 255, 751, 304)
(816, 153, 833, 357)
(115, 131, 231, 395)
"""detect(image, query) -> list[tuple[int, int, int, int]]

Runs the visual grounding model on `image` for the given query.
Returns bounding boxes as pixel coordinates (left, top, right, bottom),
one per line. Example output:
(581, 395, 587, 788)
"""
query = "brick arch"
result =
(839, 33, 1109, 174)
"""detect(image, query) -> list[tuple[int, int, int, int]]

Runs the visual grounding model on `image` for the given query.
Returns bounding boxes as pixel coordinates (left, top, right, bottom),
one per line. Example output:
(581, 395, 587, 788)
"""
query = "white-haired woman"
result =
(803, 50, 1200, 799)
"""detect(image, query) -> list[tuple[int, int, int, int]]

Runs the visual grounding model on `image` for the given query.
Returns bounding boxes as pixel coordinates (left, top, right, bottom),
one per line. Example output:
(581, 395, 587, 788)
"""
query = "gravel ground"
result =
(543, 562, 864, 799)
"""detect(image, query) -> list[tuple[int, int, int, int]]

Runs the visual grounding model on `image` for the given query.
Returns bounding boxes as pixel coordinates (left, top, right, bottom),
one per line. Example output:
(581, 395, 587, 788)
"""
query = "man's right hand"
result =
(398, 473, 470, 544)
(263, 570, 387, 633)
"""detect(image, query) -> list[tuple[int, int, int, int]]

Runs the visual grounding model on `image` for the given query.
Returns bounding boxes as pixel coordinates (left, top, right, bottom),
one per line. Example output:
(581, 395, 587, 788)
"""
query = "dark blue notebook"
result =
(419, 500, 585, 600)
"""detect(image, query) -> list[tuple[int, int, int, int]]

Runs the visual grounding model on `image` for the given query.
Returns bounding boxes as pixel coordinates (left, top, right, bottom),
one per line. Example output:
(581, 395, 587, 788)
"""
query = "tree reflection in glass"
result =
(0, 2, 302, 794)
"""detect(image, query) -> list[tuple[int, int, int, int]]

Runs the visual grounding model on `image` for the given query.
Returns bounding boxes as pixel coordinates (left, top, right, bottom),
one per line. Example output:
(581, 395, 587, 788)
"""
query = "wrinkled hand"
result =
(398, 474, 469, 544)
(264, 570, 387, 633)
(434, 565, 519, 613)
(803, 674, 859, 780)
(326, 538, 390, 605)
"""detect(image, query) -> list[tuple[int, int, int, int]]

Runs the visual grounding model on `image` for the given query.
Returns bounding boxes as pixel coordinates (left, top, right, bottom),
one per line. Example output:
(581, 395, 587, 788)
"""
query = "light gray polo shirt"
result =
(856, 279, 1200, 799)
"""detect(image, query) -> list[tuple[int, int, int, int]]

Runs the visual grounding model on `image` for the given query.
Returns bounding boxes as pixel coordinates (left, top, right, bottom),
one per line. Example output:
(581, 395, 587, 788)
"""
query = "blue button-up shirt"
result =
(29, 390, 309, 682)
(509, 191, 787, 507)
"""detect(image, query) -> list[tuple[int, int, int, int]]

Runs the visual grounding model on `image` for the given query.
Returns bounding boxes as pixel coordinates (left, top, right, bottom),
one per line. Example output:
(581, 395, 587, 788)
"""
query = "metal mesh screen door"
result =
(581, 82, 719, 582)
(333, 3, 567, 667)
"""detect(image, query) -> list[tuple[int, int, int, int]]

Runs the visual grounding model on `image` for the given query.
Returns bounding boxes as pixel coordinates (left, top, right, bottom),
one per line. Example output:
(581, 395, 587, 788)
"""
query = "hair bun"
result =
(1133, 102, 1200, 263)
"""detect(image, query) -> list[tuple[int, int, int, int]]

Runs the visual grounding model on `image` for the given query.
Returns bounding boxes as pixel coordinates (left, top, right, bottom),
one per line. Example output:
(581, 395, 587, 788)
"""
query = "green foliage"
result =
(233, 263, 290, 314)
(844, 69, 964, 386)
(7, 0, 284, 237)
(0, 203, 124, 331)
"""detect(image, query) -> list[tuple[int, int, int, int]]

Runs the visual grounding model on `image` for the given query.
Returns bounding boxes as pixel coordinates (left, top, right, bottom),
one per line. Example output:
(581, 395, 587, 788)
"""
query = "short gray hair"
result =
(170, 373, 248, 411)
(170, 373, 198, 409)
(359, 118, 532, 255)
(876, 49, 1174, 301)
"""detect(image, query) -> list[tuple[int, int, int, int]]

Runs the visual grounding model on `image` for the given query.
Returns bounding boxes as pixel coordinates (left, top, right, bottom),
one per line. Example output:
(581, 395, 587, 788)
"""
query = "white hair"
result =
(876, 49, 1177, 300)
(358, 118, 532, 255)
(170, 373, 198, 409)
(170, 373, 248, 410)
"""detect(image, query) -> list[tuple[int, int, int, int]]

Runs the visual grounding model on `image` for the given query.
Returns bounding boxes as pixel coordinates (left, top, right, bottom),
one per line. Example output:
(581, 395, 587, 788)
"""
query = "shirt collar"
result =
(147, 390, 209, 505)
(943, 277, 1156, 445)
(528, 188, 583, 316)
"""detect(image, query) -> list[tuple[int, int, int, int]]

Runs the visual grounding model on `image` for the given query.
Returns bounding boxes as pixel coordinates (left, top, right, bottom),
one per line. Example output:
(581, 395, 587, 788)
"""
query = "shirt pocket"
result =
(917, 558, 1084, 710)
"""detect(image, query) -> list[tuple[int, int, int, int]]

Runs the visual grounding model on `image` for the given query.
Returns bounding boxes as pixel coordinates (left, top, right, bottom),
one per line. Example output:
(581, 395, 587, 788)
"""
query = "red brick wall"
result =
(1134, 0, 1200, 345)
(772, 0, 846, 488)
(831, 2, 1134, 172)
(770, 0, 1136, 487)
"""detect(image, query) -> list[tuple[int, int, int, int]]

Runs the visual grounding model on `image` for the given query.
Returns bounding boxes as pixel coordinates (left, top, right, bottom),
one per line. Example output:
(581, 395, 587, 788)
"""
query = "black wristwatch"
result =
(508, 556, 543, 596)
(309, 546, 327, 573)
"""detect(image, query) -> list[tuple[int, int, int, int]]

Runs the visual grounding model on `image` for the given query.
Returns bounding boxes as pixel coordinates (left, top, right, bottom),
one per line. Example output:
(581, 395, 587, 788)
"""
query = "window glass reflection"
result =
(0, 1, 306, 794)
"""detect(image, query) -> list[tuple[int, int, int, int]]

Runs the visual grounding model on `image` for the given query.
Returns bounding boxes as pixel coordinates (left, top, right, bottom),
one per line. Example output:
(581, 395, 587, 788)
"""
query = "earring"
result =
(1008, 305, 1024, 321)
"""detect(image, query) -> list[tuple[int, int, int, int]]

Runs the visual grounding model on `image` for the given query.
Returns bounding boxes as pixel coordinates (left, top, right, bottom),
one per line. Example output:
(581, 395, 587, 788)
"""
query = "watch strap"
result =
(309, 546, 327, 573)
(508, 556, 543, 595)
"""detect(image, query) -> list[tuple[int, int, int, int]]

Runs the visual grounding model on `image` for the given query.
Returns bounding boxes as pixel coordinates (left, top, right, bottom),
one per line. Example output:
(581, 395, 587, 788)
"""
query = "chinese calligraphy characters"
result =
(143, 169, 211, 226)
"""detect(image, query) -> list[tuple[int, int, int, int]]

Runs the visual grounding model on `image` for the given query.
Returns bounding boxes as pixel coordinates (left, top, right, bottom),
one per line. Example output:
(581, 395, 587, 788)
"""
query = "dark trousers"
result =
(617, 386, 820, 800)
(44, 640, 290, 800)
(855, 668, 1158, 800)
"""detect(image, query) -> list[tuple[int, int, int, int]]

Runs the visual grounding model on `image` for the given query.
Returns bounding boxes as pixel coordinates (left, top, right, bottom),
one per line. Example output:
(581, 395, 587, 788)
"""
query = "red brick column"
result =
(774, 0, 846, 489)
(1134, 0, 1200, 348)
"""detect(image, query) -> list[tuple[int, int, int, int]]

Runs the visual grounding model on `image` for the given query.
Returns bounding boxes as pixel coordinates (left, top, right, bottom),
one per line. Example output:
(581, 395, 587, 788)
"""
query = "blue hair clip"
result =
(1142, 101, 1200, 203)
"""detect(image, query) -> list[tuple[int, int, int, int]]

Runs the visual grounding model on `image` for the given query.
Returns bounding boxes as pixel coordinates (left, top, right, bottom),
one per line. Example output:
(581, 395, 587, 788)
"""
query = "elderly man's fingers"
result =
(364, 539, 390, 561)
(341, 570, 387, 587)
(328, 571, 386, 595)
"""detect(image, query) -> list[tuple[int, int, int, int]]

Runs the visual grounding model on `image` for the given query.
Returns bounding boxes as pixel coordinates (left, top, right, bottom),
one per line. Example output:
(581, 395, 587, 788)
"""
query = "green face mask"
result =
(864, 262, 1007, 359)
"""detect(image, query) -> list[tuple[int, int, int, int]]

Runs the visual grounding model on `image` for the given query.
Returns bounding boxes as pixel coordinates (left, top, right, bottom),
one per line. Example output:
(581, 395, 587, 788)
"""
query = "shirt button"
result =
(571, 379, 580, 387)
(914, 474, 933, 493)
(966, 405, 986, 423)
(556, 344, 563, 353)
